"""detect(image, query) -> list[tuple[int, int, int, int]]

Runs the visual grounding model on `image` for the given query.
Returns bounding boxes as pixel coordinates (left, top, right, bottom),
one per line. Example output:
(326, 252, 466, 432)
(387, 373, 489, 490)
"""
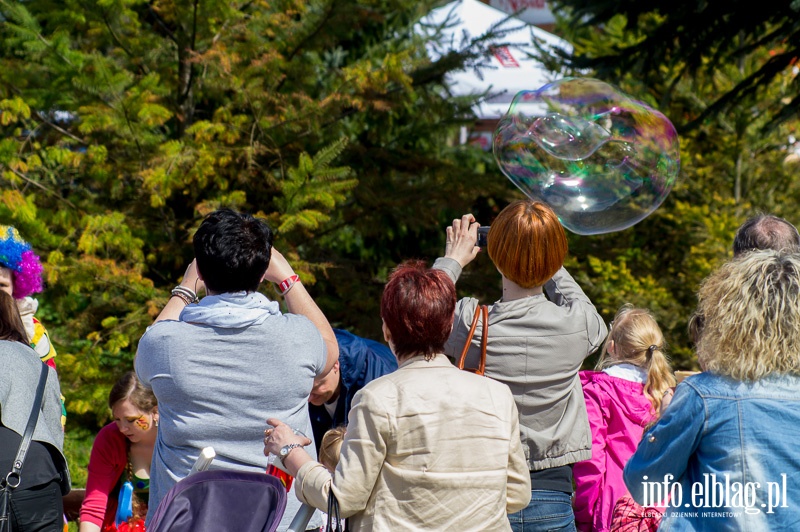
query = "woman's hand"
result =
(262, 248, 295, 285)
(445, 214, 481, 268)
(263, 418, 312, 457)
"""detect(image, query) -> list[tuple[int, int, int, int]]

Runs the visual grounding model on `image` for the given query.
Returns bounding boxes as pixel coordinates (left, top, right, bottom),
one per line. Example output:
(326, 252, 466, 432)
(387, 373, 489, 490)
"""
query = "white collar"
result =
(180, 291, 280, 328)
(603, 363, 647, 384)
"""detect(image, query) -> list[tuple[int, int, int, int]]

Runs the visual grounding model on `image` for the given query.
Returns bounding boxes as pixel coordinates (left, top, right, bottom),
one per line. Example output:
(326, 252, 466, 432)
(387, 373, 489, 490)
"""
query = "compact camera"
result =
(477, 226, 489, 248)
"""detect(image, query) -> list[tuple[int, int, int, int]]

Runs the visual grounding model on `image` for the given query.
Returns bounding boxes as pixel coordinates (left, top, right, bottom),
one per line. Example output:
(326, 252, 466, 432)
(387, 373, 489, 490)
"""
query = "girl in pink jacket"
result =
(573, 305, 676, 532)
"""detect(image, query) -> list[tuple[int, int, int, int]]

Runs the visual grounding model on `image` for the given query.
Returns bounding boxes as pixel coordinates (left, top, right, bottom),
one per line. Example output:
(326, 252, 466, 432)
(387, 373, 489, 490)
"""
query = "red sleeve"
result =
(573, 373, 608, 532)
(80, 423, 128, 527)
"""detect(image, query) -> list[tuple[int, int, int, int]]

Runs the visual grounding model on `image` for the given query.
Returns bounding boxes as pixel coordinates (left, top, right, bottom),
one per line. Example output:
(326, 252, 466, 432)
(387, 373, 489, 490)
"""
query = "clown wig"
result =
(0, 225, 44, 299)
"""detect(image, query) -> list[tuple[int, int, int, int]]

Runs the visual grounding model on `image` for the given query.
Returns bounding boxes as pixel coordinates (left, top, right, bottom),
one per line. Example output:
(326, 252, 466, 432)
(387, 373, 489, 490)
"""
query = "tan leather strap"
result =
(457, 304, 488, 375)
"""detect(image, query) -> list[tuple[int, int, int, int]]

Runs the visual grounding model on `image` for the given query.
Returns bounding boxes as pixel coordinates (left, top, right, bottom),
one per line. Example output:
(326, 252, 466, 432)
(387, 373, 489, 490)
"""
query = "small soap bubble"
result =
(493, 78, 680, 235)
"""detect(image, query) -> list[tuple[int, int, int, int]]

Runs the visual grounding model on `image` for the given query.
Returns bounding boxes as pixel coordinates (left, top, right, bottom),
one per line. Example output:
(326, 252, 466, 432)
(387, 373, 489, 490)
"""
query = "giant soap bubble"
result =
(493, 78, 679, 235)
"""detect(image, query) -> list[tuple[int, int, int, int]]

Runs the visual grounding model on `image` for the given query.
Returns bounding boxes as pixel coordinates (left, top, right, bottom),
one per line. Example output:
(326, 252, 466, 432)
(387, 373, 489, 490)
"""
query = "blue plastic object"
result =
(115, 480, 134, 526)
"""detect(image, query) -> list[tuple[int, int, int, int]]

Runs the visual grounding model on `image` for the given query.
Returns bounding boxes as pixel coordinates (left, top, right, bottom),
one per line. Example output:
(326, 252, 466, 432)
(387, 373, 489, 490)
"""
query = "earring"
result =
(155, 417, 159, 428)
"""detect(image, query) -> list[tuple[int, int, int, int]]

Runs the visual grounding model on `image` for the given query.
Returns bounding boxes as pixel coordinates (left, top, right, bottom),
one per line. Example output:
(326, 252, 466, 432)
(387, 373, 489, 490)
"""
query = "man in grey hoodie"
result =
(136, 208, 338, 531)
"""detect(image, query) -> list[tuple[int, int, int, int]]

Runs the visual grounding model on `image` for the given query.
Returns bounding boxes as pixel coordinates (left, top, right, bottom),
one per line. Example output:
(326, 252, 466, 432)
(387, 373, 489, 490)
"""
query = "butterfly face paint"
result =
(112, 400, 156, 443)
(135, 416, 150, 431)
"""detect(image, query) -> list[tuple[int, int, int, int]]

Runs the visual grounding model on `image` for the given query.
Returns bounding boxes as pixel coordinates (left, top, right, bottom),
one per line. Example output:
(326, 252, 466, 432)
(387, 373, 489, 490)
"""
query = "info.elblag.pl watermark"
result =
(641, 474, 789, 515)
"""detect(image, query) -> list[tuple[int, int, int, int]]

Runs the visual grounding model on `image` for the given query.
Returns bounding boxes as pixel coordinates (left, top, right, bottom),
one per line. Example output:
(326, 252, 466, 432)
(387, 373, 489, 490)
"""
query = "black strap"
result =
(326, 487, 343, 532)
(3, 363, 48, 490)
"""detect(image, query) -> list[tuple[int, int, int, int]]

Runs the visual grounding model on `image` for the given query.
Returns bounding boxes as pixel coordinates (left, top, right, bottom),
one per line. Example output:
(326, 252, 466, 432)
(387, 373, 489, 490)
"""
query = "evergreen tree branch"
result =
(100, 10, 150, 75)
(146, 1, 179, 45)
(32, 109, 87, 145)
(1, 165, 78, 209)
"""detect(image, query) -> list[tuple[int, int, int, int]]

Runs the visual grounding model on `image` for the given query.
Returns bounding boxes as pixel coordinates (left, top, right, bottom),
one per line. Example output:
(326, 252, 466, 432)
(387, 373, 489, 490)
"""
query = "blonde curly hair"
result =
(697, 250, 800, 381)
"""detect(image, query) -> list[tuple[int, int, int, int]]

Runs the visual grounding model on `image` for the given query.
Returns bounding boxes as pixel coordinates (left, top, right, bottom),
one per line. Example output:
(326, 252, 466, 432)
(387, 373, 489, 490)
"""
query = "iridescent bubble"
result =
(493, 78, 680, 235)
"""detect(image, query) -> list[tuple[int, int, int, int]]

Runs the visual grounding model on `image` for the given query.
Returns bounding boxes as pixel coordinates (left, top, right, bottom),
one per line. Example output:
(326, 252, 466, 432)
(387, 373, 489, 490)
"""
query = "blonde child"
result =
(318, 426, 346, 473)
(573, 305, 676, 532)
(319, 427, 348, 532)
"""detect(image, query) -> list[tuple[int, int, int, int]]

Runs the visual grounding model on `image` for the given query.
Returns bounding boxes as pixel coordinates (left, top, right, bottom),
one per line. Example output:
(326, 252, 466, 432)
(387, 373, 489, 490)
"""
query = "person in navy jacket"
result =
(308, 328, 397, 452)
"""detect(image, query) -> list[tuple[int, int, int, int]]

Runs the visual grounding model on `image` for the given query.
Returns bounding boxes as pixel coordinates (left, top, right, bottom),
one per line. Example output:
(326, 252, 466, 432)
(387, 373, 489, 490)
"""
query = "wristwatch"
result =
(279, 443, 303, 464)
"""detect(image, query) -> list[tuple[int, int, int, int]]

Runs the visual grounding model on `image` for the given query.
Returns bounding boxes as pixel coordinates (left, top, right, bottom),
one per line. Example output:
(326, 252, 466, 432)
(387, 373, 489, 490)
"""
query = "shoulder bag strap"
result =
(457, 305, 488, 376)
(4, 363, 49, 490)
(327, 486, 343, 532)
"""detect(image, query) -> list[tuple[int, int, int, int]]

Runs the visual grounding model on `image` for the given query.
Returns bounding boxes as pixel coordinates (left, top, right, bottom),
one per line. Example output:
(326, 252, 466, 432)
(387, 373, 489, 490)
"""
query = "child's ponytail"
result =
(643, 343, 676, 414)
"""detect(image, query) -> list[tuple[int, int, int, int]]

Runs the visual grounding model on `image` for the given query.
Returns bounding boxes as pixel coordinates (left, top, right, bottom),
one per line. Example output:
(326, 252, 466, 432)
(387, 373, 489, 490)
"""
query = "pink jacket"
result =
(573, 371, 655, 532)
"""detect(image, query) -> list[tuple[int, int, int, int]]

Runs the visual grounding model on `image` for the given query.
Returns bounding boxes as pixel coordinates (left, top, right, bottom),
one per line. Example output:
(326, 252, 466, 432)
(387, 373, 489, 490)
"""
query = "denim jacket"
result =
(623, 371, 800, 531)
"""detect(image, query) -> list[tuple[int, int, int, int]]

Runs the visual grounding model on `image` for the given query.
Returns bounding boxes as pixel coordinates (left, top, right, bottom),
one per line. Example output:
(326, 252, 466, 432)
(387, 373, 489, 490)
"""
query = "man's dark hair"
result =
(732, 214, 800, 257)
(193, 209, 273, 293)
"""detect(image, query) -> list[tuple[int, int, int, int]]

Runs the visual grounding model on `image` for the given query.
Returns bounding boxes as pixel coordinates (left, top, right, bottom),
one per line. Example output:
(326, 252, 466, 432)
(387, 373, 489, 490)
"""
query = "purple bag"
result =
(148, 470, 287, 532)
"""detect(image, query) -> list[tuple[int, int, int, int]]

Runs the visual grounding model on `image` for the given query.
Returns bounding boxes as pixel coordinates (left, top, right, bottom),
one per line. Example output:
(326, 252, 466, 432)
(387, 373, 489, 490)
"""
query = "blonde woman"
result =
(624, 250, 800, 530)
(573, 306, 675, 531)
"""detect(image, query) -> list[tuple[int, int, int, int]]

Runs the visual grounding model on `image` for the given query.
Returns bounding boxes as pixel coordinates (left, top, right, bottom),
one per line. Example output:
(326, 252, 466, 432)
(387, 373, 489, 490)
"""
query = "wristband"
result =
(171, 285, 198, 304)
(278, 274, 300, 295)
(170, 292, 192, 305)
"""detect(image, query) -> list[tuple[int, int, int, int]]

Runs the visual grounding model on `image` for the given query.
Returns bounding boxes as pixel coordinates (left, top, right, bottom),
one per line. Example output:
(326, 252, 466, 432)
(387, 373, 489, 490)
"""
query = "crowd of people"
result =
(2, 205, 800, 532)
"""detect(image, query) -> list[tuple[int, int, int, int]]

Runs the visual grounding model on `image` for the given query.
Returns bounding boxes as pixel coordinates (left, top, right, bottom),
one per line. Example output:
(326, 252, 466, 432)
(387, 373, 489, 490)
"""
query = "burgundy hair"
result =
(380, 260, 456, 360)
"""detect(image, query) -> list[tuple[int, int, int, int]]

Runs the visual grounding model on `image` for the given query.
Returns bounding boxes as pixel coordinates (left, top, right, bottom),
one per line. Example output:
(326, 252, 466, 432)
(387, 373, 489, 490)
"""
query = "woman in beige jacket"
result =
(264, 260, 531, 531)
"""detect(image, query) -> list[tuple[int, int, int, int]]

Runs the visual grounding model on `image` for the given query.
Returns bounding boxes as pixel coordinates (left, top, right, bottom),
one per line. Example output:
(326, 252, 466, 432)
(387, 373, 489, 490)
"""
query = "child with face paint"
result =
(80, 372, 158, 532)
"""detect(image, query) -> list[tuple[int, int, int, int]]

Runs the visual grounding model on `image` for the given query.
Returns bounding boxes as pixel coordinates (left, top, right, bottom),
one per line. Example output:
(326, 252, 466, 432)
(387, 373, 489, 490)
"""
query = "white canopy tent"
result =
(419, 0, 572, 121)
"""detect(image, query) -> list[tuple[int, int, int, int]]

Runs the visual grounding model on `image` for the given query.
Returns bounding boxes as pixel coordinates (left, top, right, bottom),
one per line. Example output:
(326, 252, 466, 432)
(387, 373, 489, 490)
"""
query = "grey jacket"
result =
(435, 258, 607, 471)
(0, 340, 68, 485)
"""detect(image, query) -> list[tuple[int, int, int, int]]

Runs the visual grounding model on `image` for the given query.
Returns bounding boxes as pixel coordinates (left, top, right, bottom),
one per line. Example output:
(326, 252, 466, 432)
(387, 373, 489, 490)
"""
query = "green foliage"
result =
(62, 426, 94, 489)
(550, 0, 800, 131)
(0, 0, 517, 447)
(13, 0, 796, 479)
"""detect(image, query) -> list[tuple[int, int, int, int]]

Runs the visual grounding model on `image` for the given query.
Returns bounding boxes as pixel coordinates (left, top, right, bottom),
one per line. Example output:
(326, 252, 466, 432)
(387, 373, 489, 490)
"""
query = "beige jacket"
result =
(295, 353, 531, 531)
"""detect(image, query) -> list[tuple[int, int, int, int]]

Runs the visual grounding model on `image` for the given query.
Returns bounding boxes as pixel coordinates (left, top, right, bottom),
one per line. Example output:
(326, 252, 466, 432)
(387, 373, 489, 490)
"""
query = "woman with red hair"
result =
(435, 200, 607, 532)
(264, 260, 531, 530)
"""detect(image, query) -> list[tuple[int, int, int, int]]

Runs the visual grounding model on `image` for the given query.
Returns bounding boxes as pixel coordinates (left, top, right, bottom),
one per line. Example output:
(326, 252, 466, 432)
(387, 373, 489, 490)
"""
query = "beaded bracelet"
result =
(170, 291, 192, 305)
(171, 285, 199, 304)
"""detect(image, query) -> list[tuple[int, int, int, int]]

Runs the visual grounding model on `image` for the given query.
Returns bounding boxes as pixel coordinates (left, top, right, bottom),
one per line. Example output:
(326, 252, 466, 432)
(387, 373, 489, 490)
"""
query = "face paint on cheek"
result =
(135, 417, 150, 431)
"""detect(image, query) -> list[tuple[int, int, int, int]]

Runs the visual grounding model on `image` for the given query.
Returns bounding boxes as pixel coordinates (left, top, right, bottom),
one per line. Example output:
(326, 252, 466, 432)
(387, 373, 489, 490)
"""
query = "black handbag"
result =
(0, 363, 49, 532)
(326, 486, 344, 532)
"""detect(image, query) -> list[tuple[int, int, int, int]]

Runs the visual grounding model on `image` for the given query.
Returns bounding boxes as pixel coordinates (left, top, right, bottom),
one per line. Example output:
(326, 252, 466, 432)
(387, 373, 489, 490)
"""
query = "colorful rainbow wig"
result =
(0, 225, 43, 299)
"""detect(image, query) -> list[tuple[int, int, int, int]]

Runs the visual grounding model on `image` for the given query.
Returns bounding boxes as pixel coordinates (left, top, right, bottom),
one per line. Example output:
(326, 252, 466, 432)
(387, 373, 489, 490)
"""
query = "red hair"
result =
(487, 200, 568, 288)
(380, 260, 456, 360)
